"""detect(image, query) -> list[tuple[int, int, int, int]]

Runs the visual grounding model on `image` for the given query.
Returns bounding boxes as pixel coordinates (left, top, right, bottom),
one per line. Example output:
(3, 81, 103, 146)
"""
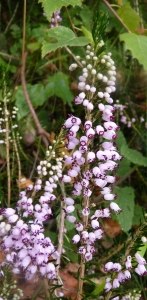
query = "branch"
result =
(102, 0, 131, 33)
(21, 53, 50, 147)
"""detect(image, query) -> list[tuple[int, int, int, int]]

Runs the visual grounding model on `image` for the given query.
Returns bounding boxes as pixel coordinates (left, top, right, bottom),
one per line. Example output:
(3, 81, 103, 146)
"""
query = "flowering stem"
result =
(3, 79, 11, 207)
(105, 218, 147, 300)
(56, 183, 66, 275)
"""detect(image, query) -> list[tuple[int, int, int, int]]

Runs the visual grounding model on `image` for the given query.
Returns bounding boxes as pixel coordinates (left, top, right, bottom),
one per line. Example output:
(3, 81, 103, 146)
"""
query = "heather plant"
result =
(0, 1, 147, 300)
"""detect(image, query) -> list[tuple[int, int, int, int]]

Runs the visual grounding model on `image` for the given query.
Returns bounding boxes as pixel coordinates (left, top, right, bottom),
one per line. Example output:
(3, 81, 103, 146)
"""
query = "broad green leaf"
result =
(38, 0, 82, 21)
(42, 26, 90, 57)
(132, 205, 145, 226)
(137, 243, 147, 258)
(116, 130, 127, 149)
(117, 2, 140, 33)
(117, 158, 131, 177)
(15, 84, 48, 120)
(114, 186, 135, 232)
(121, 144, 147, 166)
(81, 26, 94, 45)
(119, 33, 147, 70)
(92, 280, 106, 296)
(45, 72, 74, 107)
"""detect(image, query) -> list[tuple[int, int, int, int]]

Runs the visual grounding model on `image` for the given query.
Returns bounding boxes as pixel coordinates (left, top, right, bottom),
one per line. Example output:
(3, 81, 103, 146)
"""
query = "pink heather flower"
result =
(96, 125, 104, 136)
(87, 151, 95, 162)
(74, 96, 83, 104)
(65, 206, 75, 214)
(103, 208, 111, 217)
(81, 179, 89, 187)
(112, 263, 122, 272)
(94, 178, 107, 188)
(86, 128, 95, 139)
(66, 216, 76, 223)
(94, 229, 103, 239)
(112, 278, 120, 288)
(110, 202, 122, 213)
(78, 246, 86, 254)
(135, 264, 147, 276)
(135, 253, 146, 264)
(21, 255, 31, 268)
(64, 197, 74, 205)
(80, 136, 88, 146)
(81, 231, 89, 240)
(104, 261, 113, 271)
(98, 103, 105, 111)
(105, 175, 116, 183)
(73, 150, 82, 160)
(101, 187, 112, 195)
(82, 207, 90, 216)
(103, 130, 117, 140)
(104, 281, 112, 292)
(62, 175, 71, 182)
(84, 120, 92, 130)
(68, 169, 78, 177)
(124, 270, 131, 279)
(76, 223, 84, 232)
(91, 219, 100, 229)
(4, 208, 16, 217)
(72, 234, 80, 244)
(104, 194, 116, 201)
(92, 166, 101, 177)
(117, 271, 125, 283)
(88, 232, 96, 242)
(8, 214, 19, 223)
(125, 256, 132, 270)
(85, 252, 92, 261)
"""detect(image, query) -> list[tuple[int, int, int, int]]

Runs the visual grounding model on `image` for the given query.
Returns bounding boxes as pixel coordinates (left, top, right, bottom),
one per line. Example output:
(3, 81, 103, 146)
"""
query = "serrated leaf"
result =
(117, 2, 140, 33)
(121, 144, 147, 166)
(119, 33, 147, 70)
(81, 26, 94, 45)
(42, 26, 90, 57)
(117, 158, 131, 177)
(116, 130, 127, 149)
(132, 205, 145, 226)
(114, 186, 135, 232)
(15, 84, 48, 120)
(38, 0, 82, 21)
(45, 72, 74, 107)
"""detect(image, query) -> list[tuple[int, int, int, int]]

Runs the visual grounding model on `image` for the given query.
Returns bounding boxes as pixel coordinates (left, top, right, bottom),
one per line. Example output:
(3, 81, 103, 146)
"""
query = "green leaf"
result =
(42, 26, 90, 57)
(79, 5, 93, 31)
(117, 2, 140, 33)
(116, 130, 127, 149)
(114, 186, 135, 232)
(121, 144, 147, 166)
(15, 84, 48, 120)
(45, 72, 74, 107)
(117, 158, 131, 177)
(38, 0, 82, 21)
(119, 33, 147, 70)
(92, 280, 106, 296)
(132, 205, 145, 226)
(81, 26, 94, 45)
(27, 42, 40, 52)
(137, 243, 147, 258)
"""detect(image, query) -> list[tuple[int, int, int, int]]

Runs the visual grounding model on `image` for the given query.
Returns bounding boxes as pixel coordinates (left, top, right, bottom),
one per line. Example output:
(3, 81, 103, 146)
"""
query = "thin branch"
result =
(4, 2, 19, 34)
(4, 81, 11, 207)
(21, 0, 50, 147)
(102, 0, 131, 33)
(65, 46, 83, 67)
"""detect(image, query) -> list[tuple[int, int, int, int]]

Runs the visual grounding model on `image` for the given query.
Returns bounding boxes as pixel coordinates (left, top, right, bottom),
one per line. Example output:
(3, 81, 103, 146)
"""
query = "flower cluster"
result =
(61, 43, 123, 263)
(104, 252, 147, 292)
(50, 9, 62, 28)
(0, 144, 65, 280)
